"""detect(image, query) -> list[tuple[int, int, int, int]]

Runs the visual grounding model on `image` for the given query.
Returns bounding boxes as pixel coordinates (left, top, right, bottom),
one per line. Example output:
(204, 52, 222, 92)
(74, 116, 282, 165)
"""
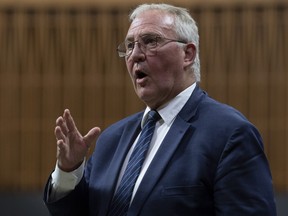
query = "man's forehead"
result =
(128, 22, 171, 32)
(126, 19, 174, 39)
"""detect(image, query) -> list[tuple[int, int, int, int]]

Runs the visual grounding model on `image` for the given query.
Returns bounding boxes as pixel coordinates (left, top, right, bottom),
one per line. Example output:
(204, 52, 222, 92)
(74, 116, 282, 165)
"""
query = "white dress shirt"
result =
(50, 83, 196, 201)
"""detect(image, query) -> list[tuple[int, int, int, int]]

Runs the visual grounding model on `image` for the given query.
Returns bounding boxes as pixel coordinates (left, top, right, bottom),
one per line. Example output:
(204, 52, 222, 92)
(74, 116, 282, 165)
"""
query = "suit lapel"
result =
(128, 116, 195, 215)
(128, 86, 205, 215)
(99, 115, 142, 215)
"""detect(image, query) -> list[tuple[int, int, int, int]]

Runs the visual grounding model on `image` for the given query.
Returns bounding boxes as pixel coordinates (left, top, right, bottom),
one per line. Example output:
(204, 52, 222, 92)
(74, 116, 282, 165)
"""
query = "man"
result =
(44, 3, 276, 216)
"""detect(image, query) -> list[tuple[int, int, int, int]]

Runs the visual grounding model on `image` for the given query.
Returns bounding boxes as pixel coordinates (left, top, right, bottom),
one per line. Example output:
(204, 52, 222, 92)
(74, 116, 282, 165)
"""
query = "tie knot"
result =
(146, 110, 161, 124)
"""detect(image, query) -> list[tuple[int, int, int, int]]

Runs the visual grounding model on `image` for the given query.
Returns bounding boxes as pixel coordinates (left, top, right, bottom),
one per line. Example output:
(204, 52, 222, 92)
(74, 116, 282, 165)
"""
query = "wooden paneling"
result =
(0, 2, 287, 192)
(0, 0, 285, 7)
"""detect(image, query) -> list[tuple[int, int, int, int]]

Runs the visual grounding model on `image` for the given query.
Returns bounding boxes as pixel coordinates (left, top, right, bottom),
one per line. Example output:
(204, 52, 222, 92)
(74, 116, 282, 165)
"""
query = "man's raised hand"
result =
(54, 109, 101, 172)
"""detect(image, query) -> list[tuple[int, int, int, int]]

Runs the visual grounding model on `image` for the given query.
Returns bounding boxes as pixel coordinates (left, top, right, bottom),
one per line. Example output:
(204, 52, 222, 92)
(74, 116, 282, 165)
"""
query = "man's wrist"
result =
(52, 159, 85, 191)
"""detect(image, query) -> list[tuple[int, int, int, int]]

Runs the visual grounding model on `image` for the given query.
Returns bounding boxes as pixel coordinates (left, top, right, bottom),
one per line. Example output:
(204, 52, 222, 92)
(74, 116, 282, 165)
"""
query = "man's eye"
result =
(142, 36, 157, 46)
(126, 42, 134, 50)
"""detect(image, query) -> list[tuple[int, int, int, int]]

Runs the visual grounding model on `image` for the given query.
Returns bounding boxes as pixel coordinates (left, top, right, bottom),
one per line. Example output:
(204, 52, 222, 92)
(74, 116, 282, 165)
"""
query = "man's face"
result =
(125, 10, 195, 109)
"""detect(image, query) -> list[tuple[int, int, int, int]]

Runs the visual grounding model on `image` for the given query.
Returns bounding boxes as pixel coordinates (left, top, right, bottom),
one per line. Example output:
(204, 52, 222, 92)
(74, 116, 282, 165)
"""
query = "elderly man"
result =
(44, 3, 276, 216)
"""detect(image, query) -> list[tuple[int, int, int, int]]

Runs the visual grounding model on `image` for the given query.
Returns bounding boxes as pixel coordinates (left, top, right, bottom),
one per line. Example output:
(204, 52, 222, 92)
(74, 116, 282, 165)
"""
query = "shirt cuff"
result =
(50, 160, 85, 200)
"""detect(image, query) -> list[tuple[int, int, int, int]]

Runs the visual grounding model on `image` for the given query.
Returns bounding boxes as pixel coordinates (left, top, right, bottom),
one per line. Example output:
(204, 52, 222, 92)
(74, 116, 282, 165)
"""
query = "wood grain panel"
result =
(0, 3, 286, 192)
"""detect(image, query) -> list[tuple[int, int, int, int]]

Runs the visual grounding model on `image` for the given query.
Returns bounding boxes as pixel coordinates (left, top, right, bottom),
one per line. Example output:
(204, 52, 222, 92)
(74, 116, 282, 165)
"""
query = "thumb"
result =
(83, 127, 101, 148)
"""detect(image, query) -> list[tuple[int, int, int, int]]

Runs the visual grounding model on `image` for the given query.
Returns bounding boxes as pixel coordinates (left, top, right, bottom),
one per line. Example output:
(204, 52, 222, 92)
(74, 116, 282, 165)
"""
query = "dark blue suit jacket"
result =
(44, 86, 276, 216)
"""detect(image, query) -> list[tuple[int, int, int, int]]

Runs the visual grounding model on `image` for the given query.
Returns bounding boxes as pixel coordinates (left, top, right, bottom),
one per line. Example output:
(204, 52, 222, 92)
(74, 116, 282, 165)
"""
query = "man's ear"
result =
(183, 43, 196, 68)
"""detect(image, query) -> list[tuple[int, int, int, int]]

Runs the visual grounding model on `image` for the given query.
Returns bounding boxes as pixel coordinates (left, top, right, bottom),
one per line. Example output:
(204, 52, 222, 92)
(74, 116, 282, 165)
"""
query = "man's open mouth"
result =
(135, 70, 147, 79)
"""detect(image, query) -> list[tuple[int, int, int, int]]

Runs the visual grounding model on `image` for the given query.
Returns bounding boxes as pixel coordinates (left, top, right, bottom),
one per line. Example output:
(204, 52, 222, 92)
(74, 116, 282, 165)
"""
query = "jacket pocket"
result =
(162, 185, 206, 197)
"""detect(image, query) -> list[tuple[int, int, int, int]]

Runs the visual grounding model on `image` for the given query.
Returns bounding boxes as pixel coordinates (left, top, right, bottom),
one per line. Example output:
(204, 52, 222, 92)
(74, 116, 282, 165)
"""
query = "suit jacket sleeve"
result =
(213, 123, 276, 215)
(43, 175, 89, 216)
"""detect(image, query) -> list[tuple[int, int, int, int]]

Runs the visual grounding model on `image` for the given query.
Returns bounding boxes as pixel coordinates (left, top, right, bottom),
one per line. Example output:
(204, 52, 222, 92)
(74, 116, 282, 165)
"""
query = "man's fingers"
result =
(56, 116, 69, 136)
(57, 139, 65, 150)
(56, 139, 67, 158)
(55, 126, 66, 142)
(83, 127, 101, 148)
(54, 109, 101, 171)
(63, 109, 78, 133)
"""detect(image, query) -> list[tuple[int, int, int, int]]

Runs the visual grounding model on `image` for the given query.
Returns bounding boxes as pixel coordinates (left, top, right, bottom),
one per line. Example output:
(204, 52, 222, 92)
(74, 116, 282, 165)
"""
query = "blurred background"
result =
(0, 0, 287, 215)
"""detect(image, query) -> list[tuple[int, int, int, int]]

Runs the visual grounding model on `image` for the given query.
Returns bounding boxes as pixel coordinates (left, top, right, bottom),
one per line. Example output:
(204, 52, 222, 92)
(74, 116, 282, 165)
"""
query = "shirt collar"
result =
(141, 82, 196, 128)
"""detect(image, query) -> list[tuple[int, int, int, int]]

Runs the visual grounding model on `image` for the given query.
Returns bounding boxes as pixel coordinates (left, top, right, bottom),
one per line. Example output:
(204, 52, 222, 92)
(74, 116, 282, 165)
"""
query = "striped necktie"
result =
(108, 110, 161, 216)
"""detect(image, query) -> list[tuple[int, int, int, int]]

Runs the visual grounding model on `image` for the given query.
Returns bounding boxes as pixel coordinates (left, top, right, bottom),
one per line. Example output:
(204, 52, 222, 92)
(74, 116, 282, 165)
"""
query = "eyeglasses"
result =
(117, 34, 187, 58)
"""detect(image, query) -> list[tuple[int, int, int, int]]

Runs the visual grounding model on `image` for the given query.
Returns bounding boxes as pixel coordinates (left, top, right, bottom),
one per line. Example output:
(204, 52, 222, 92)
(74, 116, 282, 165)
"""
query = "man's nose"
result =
(130, 42, 146, 61)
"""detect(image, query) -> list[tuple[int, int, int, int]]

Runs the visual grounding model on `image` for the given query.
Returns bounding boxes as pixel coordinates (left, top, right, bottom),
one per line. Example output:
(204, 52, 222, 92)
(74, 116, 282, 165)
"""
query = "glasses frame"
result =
(117, 34, 187, 58)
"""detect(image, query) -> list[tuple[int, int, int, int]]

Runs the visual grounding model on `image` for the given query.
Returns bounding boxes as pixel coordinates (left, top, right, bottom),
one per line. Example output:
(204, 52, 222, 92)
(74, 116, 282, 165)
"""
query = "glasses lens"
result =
(117, 35, 179, 58)
(140, 35, 158, 48)
(117, 42, 127, 57)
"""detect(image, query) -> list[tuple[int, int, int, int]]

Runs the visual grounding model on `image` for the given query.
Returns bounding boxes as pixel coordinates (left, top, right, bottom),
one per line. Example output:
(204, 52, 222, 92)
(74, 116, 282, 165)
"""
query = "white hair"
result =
(129, 3, 201, 82)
